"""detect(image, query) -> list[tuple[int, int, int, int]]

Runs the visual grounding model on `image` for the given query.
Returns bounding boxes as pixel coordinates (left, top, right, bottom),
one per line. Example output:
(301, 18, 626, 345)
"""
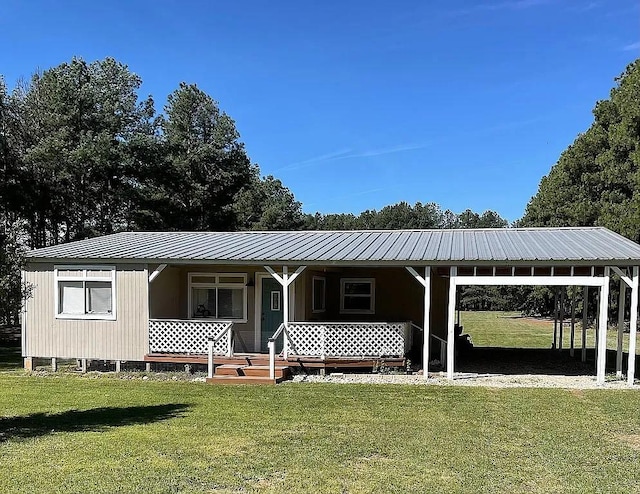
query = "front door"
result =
(261, 278, 283, 352)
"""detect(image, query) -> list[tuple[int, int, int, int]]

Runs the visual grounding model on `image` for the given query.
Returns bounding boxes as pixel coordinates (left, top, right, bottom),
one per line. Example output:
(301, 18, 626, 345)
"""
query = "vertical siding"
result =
(24, 262, 149, 360)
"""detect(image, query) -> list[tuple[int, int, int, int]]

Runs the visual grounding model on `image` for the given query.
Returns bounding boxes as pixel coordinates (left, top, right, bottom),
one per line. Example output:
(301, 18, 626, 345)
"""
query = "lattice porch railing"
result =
(149, 319, 233, 354)
(284, 322, 411, 358)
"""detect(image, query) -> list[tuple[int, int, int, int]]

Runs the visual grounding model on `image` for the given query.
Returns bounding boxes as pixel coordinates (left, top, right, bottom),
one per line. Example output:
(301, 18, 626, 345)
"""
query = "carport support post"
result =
(559, 288, 565, 351)
(553, 291, 557, 349)
(581, 286, 588, 363)
(627, 266, 639, 386)
(616, 281, 626, 378)
(447, 267, 457, 380)
(596, 267, 610, 384)
(423, 267, 431, 379)
(570, 286, 576, 357)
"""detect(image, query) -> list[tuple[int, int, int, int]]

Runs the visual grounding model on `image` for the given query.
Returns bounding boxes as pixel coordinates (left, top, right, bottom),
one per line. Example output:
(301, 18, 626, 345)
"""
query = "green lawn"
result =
(461, 311, 639, 355)
(1, 374, 640, 493)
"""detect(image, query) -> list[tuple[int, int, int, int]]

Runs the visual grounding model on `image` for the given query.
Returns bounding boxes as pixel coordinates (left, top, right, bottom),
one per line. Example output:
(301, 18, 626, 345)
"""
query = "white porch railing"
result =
(284, 321, 411, 359)
(148, 319, 234, 354)
(268, 321, 412, 380)
(410, 322, 447, 369)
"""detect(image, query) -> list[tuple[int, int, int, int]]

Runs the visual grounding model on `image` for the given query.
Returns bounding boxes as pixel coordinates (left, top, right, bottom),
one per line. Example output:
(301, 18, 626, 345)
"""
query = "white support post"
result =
(207, 339, 214, 379)
(81, 358, 87, 373)
(595, 289, 600, 370)
(617, 281, 626, 378)
(145, 362, 151, 372)
(423, 267, 432, 379)
(227, 326, 233, 358)
(282, 266, 289, 359)
(582, 286, 588, 363)
(115, 360, 121, 373)
(570, 286, 576, 357)
(148, 263, 167, 283)
(268, 340, 276, 380)
(553, 289, 559, 349)
(51, 357, 57, 372)
(447, 267, 457, 380)
(596, 267, 610, 384)
(405, 266, 432, 380)
(628, 266, 639, 386)
(559, 288, 565, 351)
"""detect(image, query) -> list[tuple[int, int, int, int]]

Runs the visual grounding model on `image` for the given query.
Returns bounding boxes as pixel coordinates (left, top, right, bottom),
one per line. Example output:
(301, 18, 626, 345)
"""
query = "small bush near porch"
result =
(1, 374, 639, 493)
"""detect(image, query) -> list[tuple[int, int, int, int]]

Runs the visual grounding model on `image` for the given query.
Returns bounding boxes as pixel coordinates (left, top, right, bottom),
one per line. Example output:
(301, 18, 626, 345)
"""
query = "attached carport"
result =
(405, 227, 640, 386)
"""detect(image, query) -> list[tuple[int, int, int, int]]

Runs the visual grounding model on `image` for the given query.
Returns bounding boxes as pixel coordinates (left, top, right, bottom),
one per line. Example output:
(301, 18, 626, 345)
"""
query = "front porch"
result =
(145, 318, 413, 381)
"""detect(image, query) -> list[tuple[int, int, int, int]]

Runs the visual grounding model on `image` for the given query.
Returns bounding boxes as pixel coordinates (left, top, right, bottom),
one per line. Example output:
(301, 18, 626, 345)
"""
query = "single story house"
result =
(22, 227, 640, 385)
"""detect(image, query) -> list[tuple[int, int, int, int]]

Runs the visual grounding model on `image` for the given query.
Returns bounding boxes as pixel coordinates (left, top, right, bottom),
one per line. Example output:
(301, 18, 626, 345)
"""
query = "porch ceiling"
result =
(26, 227, 640, 267)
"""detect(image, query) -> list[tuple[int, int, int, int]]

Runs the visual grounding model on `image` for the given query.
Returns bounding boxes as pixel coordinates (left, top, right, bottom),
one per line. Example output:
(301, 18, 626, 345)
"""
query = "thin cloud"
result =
(276, 148, 353, 172)
(277, 142, 429, 172)
(450, 0, 551, 16)
(621, 41, 640, 52)
(336, 143, 429, 160)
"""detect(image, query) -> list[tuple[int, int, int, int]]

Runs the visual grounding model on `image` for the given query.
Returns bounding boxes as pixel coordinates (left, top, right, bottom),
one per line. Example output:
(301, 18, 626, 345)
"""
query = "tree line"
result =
(1, 56, 638, 326)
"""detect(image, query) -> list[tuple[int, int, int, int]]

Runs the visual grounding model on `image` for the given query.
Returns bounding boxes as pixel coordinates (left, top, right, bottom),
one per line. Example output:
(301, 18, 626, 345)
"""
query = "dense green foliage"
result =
(304, 202, 507, 230)
(522, 59, 640, 239)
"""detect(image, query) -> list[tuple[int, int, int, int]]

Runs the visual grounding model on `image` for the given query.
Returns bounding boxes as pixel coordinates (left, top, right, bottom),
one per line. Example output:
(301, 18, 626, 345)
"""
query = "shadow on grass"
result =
(0, 346, 22, 371)
(0, 403, 189, 442)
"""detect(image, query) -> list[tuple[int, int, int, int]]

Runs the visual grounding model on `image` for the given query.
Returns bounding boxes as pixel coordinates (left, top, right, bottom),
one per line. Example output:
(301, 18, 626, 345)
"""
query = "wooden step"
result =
(205, 375, 285, 385)
(215, 364, 245, 376)
(241, 365, 290, 379)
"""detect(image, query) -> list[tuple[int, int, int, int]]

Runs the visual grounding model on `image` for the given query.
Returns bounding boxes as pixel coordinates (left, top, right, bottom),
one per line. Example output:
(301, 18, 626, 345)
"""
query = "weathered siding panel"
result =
(24, 263, 149, 360)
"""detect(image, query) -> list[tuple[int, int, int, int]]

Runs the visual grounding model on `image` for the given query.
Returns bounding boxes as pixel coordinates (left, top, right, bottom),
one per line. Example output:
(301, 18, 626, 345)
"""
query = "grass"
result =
(0, 374, 640, 493)
(461, 311, 639, 355)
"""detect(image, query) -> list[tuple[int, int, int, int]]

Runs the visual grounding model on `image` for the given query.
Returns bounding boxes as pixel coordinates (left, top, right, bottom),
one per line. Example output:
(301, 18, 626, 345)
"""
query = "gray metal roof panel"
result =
(25, 227, 640, 264)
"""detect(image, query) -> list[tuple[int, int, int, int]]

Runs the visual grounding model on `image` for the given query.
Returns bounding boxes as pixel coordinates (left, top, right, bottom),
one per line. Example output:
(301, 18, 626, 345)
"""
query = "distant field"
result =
(461, 311, 639, 355)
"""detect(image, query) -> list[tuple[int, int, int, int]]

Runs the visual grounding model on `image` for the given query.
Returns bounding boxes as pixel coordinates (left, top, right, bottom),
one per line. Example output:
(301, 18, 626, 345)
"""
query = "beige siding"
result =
(149, 265, 261, 352)
(24, 263, 149, 361)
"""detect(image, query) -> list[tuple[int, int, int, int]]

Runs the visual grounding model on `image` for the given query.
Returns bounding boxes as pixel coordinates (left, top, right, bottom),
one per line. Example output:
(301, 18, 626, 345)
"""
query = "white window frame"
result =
(340, 278, 375, 314)
(312, 276, 326, 313)
(187, 272, 248, 322)
(54, 265, 117, 320)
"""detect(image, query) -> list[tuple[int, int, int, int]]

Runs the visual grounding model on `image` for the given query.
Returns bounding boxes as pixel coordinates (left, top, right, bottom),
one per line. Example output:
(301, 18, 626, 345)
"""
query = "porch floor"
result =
(144, 352, 406, 370)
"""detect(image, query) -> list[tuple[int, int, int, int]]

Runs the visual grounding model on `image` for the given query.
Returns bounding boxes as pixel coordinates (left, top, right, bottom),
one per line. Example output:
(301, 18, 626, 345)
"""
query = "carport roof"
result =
(25, 227, 640, 266)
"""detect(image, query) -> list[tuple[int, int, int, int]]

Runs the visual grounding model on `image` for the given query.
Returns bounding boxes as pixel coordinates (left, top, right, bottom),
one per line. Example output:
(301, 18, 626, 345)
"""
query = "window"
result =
(312, 276, 326, 313)
(55, 266, 116, 320)
(188, 273, 247, 321)
(340, 278, 375, 314)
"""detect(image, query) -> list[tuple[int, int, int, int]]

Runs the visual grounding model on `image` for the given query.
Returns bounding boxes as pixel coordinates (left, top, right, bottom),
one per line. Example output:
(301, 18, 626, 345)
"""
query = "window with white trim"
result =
(340, 278, 375, 314)
(55, 266, 116, 320)
(188, 273, 247, 321)
(312, 276, 326, 313)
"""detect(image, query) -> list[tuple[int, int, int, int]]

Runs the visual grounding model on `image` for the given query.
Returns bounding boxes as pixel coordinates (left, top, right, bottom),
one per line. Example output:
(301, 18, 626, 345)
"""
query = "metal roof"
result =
(25, 227, 640, 266)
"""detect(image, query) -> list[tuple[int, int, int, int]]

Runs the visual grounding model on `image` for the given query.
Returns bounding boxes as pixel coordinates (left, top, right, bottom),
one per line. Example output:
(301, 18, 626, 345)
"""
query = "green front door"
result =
(261, 278, 283, 352)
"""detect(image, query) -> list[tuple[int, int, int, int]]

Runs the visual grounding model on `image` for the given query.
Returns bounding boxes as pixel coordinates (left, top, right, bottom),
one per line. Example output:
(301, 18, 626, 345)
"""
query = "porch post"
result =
(617, 280, 626, 378)
(559, 287, 565, 351)
(596, 267, 610, 384)
(423, 267, 431, 379)
(447, 267, 457, 380)
(570, 286, 576, 358)
(404, 266, 432, 381)
(282, 266, 289, 358)
(582, 286, 588, 363)
(628, 266, 639, 386)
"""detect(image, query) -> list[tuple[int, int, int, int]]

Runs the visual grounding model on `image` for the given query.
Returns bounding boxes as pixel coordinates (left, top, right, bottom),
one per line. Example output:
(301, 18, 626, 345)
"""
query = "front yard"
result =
(1, 373, 639, 493)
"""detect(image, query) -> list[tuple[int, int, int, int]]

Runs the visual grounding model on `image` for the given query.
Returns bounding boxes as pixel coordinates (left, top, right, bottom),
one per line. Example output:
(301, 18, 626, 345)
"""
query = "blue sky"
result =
(1, 0, 638, 222)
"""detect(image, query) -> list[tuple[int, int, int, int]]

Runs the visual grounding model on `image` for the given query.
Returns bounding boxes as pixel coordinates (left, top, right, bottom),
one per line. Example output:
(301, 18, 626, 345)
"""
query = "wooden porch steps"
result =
(207, 364, 292, 385)
(205, 375, 287, 385)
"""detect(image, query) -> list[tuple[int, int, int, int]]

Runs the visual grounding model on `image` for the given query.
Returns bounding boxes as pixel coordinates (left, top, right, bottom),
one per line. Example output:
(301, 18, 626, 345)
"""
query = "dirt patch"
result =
(617, 434, 640, 450)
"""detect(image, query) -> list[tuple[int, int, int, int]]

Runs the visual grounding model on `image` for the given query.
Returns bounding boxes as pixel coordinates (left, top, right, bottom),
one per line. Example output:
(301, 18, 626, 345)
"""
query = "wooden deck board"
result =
(144, 353, 405, 369)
